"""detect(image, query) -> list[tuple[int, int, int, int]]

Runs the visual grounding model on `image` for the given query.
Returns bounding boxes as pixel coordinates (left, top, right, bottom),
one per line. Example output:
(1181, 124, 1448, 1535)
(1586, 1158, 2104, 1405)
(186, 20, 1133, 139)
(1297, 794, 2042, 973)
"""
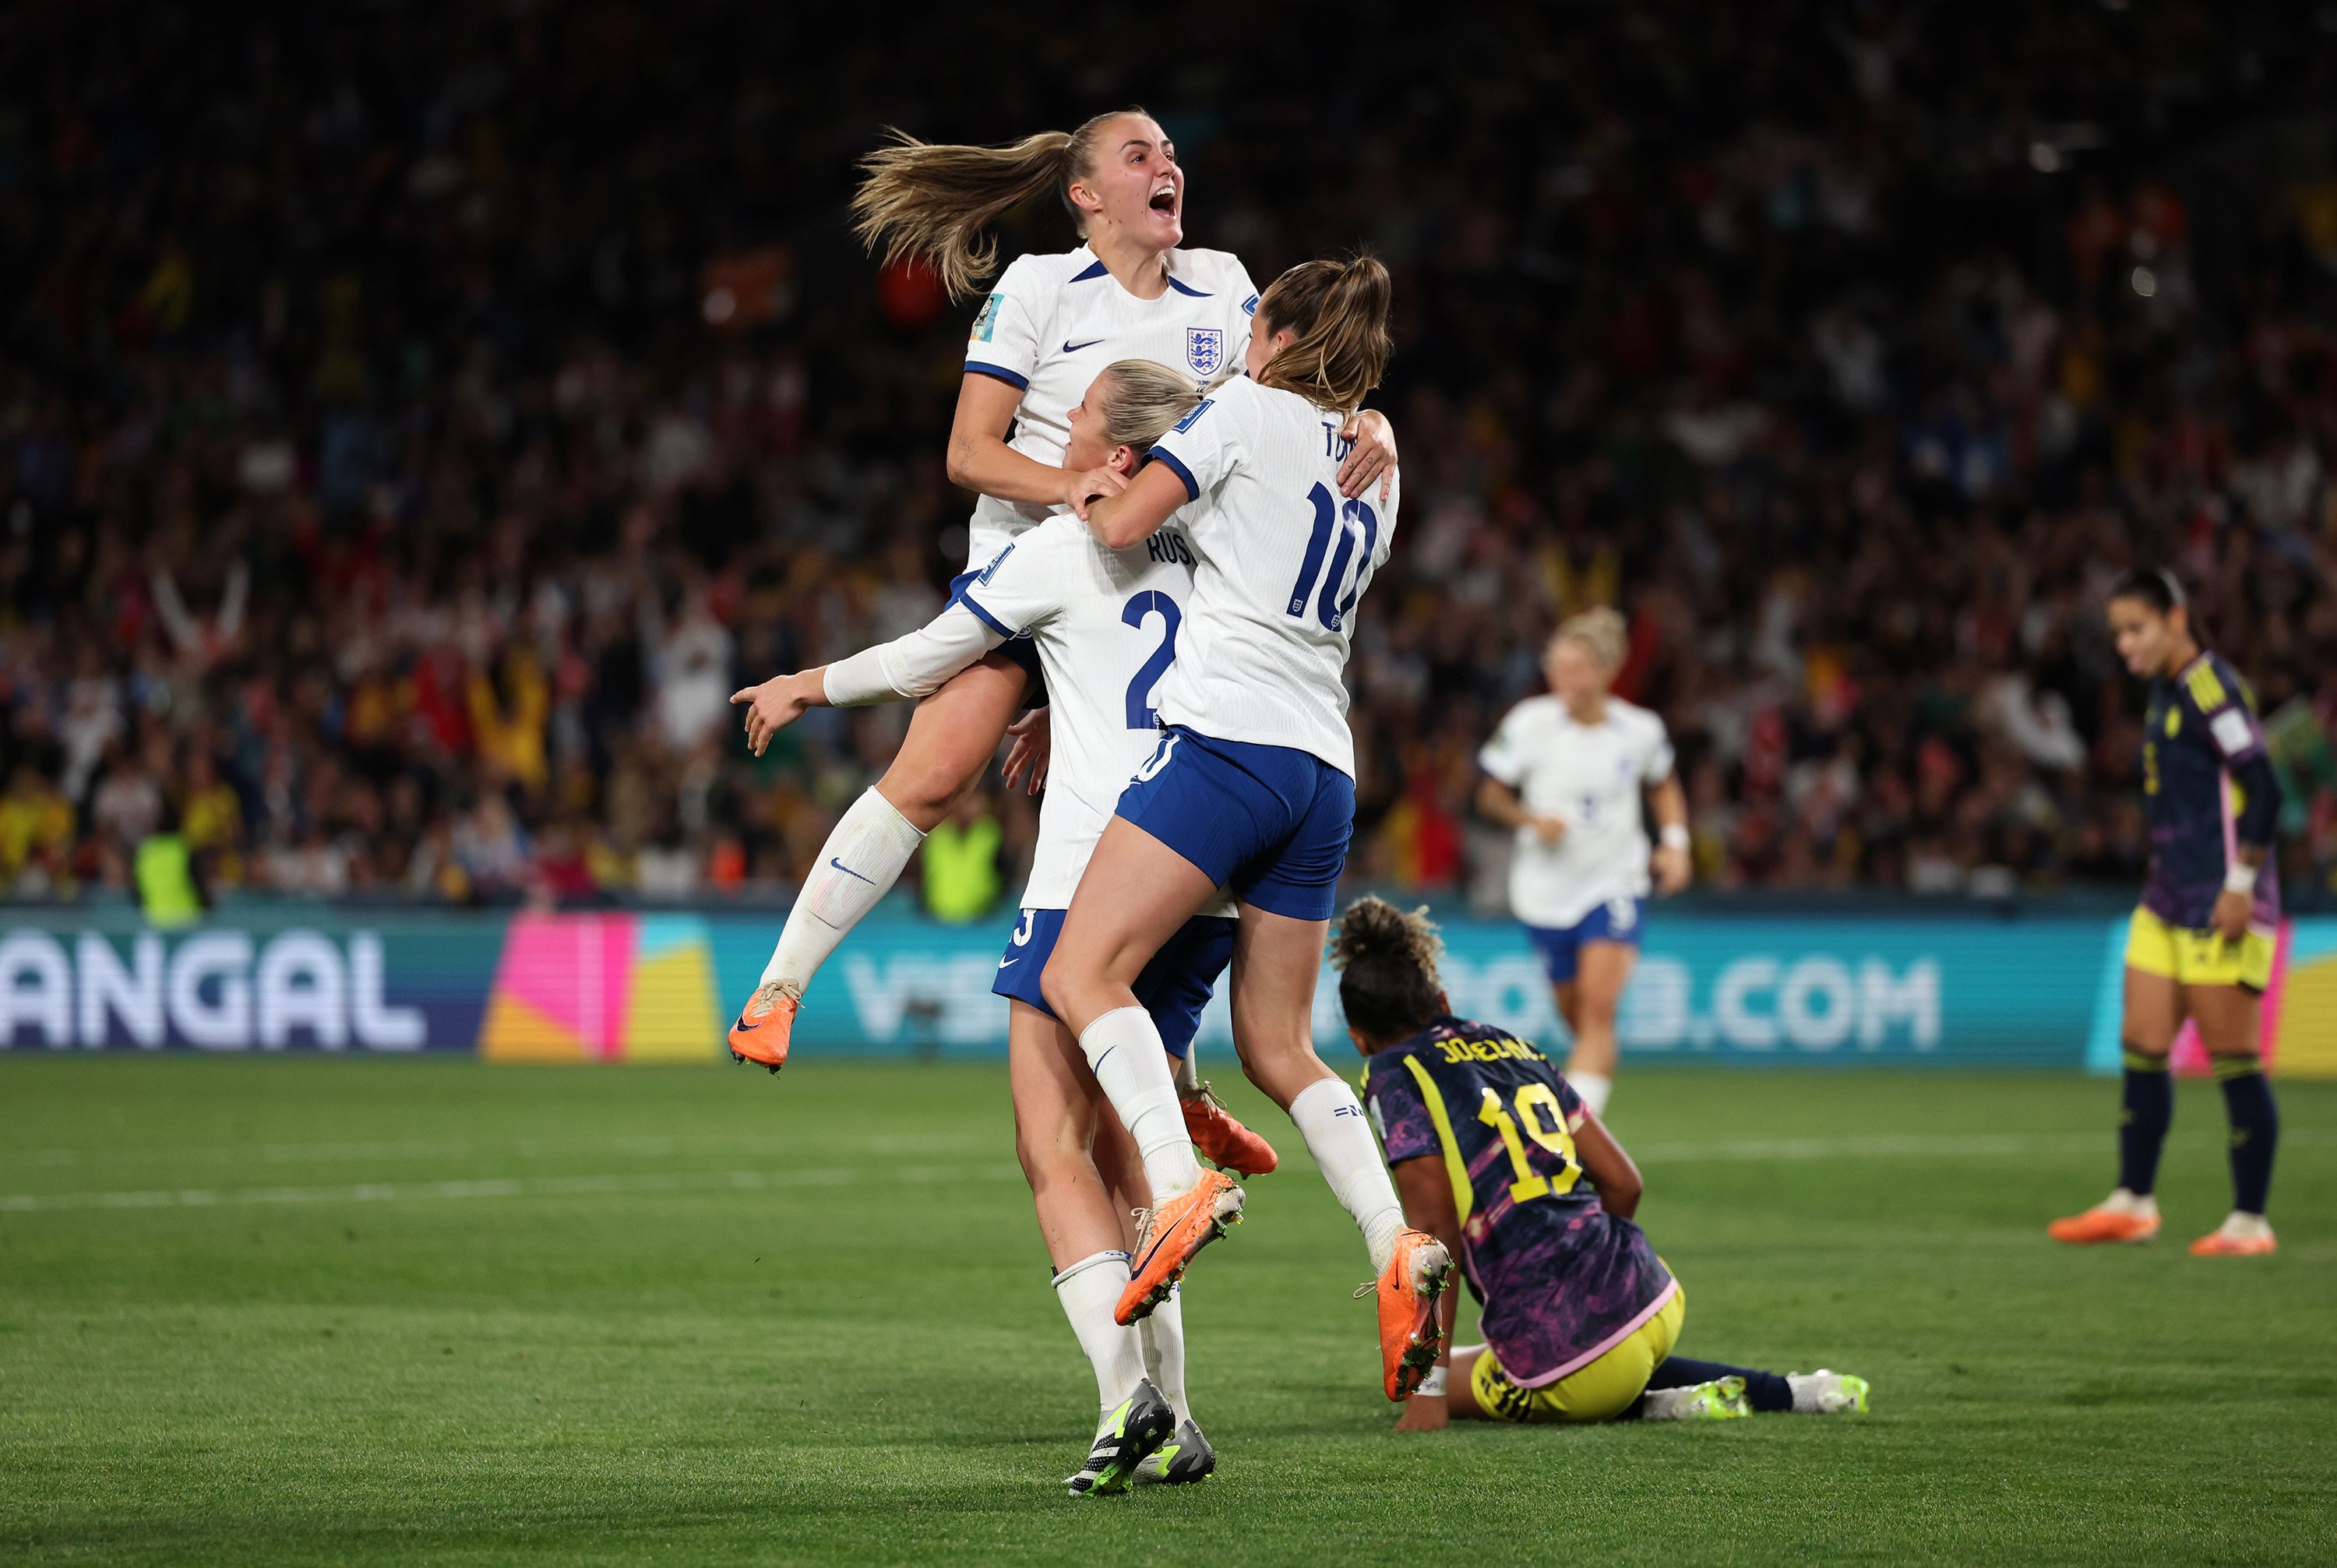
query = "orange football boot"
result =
(1181, 1082, 1279, 1175)
(1116, 1169, 1244, 1326)
(728, 981, 799, 1073)
(2189, 1223, 2277, 1257)
(1367, 1228, 1454, 1401)
(2046, 1204, 2160, 1246)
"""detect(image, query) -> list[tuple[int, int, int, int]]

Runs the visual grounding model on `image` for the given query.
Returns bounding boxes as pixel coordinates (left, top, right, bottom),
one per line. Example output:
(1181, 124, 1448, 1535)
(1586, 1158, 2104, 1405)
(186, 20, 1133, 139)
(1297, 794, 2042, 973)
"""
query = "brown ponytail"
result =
(849, 110, 1153, 302)
(1253, 252, 1394, 416)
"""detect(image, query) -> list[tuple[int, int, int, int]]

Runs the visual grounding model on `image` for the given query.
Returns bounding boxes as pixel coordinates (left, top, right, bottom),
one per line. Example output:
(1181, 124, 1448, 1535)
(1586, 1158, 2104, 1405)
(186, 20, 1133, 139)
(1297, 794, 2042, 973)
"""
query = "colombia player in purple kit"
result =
(2051, 569, 2282, 1256)
(1333, 897, 1870, 1427)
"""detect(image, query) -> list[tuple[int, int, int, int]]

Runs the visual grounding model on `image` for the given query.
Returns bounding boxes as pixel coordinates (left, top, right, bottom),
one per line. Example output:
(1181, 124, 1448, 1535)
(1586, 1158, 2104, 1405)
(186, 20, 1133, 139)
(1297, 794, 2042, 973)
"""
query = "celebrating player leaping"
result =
(728, 109, 1395, 1156)
(1475, 608, 1690, 1119)
(1039, 254, 1455, 1404)
(2050, 569, 2283, 1256)
(731, 361, 1235, 1493)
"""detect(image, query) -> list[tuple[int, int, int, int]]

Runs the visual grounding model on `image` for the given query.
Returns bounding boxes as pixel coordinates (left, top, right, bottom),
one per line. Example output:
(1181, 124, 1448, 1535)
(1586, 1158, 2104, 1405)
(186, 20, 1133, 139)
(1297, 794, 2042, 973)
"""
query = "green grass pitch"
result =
(2, 1056, 2332, 1566)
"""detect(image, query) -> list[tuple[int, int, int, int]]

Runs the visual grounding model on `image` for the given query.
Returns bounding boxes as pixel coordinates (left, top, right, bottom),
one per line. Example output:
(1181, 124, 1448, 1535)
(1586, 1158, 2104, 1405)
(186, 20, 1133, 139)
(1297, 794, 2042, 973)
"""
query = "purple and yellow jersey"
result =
(2141, 652, 2279, 930)
(1359, 1015, 1675, 1388)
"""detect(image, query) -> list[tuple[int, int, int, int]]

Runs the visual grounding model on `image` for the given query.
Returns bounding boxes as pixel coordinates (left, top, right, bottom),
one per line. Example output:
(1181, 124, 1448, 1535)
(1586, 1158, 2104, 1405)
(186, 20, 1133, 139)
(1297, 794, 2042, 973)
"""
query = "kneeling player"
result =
(1334, 897, 1869, 1428)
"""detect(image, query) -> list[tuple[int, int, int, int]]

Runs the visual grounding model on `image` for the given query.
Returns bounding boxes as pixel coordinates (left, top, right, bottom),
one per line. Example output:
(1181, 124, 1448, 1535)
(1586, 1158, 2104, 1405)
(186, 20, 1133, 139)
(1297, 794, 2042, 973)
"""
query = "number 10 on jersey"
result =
(1285, 481, 1380, 632)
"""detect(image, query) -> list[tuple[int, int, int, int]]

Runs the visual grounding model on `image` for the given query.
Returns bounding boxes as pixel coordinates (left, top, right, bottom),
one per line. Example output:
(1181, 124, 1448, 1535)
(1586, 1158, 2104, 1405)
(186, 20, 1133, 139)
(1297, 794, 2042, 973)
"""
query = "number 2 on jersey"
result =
(1476, 1084, 1582, 1204)
(1122, 592, 1182, 729)
(1284, 482, 1380, 631)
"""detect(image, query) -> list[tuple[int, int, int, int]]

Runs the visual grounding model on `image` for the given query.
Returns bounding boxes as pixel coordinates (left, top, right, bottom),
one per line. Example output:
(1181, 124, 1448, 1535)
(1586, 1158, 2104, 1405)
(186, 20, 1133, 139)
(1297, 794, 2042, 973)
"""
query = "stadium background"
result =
(4, 0, 2336, 1072)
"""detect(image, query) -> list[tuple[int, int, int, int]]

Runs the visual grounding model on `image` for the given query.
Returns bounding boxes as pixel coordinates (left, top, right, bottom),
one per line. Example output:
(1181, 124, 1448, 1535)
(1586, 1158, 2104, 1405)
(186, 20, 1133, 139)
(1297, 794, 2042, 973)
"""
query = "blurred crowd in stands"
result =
(5, 0, 2337, 914)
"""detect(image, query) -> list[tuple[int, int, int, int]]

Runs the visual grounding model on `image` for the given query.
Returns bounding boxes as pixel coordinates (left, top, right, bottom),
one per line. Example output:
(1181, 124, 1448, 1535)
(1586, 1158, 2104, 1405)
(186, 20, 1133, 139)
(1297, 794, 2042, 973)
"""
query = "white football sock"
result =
(2104, 1187, 2159, 1221)
(1289, 1076, 1406, 1274)
(1052, 1250, 1147, 1420)
(758, 788, 925, 991)
(1570, 1071, 1613, 1119)
(1172, 1045, 1202, 1098)
(1137, 1283, 1190, 1426)
(1078, 1007, 1203, 1200)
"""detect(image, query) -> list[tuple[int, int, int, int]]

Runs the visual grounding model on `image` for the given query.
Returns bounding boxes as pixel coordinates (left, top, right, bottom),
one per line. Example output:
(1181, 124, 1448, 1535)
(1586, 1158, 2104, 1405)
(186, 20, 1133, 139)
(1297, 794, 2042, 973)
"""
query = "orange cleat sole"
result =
(1183, 1093, 1279, 1176)
(728, 984, 799, 1073)
(1116, 1170, 1244, 1326)
(2046, 1208, 2160, 1246)
(2188, 1231, 2276, 1256)
(1378, 1229, 1454, 1401)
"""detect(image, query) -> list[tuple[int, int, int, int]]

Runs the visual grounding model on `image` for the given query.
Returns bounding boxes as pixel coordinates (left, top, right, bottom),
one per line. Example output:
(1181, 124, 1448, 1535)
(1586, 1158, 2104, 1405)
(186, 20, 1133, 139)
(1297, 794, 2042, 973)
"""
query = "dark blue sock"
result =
(2214, 1059, 2279, 1215)
(2117, 1050, 2173, 1196)
(1646, 1355, 1792, 1414)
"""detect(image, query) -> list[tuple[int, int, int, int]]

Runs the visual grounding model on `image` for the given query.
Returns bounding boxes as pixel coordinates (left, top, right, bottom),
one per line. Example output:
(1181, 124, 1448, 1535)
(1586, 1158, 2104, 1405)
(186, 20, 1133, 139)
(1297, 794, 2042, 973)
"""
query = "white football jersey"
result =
(1478, 694, 1676, 928)
(955, 516, 1232, 914)
(1142, 374, 1398, 776)
(961, 245, 1257, 567)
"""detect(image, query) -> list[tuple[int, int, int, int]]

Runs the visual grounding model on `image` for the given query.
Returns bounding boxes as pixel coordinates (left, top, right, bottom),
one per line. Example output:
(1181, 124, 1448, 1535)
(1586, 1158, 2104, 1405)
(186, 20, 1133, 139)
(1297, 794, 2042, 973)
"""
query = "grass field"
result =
(2, 1057, 2332, 1566)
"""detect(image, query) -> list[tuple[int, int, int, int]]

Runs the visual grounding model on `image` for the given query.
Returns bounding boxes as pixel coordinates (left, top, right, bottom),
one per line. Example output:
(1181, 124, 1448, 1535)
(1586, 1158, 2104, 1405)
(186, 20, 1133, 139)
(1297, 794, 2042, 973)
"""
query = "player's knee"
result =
(1038, 955, 1077, 1022)
(2120, 1039, 2171, 1069)
(877, 750, 981, 823)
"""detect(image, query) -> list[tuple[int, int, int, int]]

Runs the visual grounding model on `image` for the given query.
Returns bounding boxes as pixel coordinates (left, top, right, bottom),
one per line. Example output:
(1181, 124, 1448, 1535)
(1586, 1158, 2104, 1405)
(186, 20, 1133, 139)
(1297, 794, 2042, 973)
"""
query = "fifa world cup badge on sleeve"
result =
(1187, 327, 1224, 375)
(970, 293, 1003, 343)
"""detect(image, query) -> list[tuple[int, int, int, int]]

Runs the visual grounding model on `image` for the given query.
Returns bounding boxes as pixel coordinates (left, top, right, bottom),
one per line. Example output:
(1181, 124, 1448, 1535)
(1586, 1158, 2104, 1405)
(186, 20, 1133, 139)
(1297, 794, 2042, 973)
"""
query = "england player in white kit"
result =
(1038, 255, 1454, 1410)
(1476, 609, 1693, 1118)
(731, 361, 1240, 1492)
(729, 108, 1398, 1094)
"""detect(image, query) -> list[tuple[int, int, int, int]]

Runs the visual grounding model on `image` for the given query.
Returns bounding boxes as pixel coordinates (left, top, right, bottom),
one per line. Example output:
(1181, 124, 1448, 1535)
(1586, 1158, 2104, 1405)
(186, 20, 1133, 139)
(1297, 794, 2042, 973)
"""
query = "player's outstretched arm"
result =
(729, 604, 1006, 756)
(1571, 1111, 1643, 1219)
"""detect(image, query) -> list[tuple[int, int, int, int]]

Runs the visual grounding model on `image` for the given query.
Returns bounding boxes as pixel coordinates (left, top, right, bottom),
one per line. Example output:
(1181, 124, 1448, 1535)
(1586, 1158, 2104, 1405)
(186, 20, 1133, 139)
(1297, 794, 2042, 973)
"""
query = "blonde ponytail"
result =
(849, 110, 1153, 301)
(1096, 360, 1203, 451)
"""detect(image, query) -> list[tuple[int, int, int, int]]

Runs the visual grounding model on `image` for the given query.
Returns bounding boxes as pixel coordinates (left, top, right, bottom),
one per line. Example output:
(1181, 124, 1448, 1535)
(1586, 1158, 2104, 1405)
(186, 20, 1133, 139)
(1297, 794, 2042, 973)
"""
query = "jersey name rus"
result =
(2142, 650, 2279, 929)
(955, 517, 1229, 915)
(1362, 1015, 1674, 1387)
(1143, 374, 1399, 777)
(1477, 695, 1674, 928)
(961, 244, 1257, 569)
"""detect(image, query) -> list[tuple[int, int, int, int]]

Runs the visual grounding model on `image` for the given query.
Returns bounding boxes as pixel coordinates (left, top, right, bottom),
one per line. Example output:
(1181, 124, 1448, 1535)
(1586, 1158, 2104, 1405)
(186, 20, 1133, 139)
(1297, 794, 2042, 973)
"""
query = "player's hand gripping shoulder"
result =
(730, 671, 822, 756)
(1338, 408, 1399, 504)
(1082, 461, 1188, 550)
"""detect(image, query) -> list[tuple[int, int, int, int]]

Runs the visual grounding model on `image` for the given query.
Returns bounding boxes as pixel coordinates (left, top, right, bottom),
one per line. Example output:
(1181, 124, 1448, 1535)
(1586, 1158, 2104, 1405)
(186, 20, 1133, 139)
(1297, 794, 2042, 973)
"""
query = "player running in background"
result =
(731, 361, 1232, 1492)
(2050, 569, 2283, 1257)
(1040, 255, 1453, 1404)
(728, 108, 1395, 1143)
(1475, 608, 1690, 1119)
(1334, 896, 1870, 1428)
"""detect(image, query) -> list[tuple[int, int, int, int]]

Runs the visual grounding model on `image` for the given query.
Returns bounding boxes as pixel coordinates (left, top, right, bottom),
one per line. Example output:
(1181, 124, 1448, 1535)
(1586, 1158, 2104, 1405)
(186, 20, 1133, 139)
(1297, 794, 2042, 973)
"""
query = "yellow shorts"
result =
(2124, 907, 2273, 992)
(1471, 1281, 1685, 1424)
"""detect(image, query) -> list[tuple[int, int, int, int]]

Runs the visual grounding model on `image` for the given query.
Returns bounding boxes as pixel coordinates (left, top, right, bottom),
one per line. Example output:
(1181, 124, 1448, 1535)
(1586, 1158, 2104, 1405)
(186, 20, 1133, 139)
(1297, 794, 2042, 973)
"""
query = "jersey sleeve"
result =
(1144, 381, 1248, 503)
(823, 604, 1000, 706)
(1642, 713, 1677, 782)
(952, 527, 1068, 640)
(963, 255, 1049, 391)
(1553, 1073, 1588, 1133)
(1227, 257, 1260, 367)
(1476, 704, 1532, 787)
(2184, 657, 2267, 763)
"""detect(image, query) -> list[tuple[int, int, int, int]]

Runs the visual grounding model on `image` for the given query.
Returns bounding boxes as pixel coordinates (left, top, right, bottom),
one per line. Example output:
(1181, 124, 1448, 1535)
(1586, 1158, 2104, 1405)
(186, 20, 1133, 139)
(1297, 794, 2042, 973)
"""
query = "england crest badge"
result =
(1186, 326, 1224, 376)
